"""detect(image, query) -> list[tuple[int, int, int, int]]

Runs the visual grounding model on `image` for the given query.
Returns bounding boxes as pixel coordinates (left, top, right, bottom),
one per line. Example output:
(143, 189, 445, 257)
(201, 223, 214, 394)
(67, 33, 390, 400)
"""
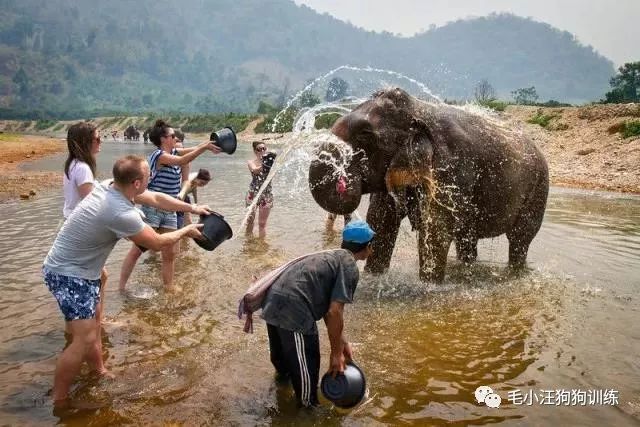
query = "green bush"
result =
(34, 119, 56, 130)
(180, 113, 256, 133)
(255, 107, 297, 133)
(479, 100, 507, 112)
(621, 120, 640, 138)
(52, 123, 65, 131)
(314, 112, 341, 129)
(527, 112, 557, 128)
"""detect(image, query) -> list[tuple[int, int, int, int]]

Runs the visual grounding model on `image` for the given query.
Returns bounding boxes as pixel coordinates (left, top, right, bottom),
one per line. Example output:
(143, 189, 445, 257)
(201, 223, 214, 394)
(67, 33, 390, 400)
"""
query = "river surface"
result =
(1, 139, 639, 426)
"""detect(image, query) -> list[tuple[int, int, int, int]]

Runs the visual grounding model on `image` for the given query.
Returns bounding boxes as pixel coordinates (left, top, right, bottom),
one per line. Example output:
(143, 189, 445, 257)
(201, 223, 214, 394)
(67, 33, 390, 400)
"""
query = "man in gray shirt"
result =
(261, 220, 374, 407)
(43, 155, 206, 405)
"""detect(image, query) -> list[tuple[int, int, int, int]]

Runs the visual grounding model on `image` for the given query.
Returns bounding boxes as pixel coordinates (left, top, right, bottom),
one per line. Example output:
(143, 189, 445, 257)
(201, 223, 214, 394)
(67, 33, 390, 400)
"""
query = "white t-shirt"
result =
(63, 160, 95, 218)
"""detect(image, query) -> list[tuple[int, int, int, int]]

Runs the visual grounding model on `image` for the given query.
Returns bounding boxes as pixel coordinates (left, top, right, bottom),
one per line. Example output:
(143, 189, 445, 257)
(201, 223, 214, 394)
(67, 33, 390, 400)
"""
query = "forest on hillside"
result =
(0, 0, 615, 119)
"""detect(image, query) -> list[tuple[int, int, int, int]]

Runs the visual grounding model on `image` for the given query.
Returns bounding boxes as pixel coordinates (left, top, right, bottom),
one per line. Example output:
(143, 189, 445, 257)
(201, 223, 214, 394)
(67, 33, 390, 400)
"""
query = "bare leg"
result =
(159, 228, 179, 291)
(52, 319, 98, 403)
(326, 212, 337, 229)
(86, 268, 110, 376)
(257, 205, 271, 239)
(118, 244, 143, 291)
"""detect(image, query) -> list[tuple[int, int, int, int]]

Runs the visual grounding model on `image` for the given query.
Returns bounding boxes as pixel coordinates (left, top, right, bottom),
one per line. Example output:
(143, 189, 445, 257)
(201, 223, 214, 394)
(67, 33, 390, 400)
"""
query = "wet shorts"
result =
(43, 267, 101, 321)
(141, 206, 177, 230)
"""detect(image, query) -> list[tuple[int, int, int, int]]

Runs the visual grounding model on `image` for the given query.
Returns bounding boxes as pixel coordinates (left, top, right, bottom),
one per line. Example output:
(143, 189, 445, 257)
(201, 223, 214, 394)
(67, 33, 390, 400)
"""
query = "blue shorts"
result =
(43, 267, 101, 321)
(141, 206, 177, 230)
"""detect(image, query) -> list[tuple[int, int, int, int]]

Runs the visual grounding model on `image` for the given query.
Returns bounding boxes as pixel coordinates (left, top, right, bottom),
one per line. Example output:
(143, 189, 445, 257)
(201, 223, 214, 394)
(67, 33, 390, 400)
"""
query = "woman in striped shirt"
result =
(119, 120, 220, 292)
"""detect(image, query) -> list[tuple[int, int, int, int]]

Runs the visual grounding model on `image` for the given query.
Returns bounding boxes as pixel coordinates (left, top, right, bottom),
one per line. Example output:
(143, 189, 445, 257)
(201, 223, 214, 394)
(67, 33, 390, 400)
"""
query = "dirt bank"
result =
(0, 133, 65, 202)
(1, 103, 639, 202)
(504, 104, 640, 193)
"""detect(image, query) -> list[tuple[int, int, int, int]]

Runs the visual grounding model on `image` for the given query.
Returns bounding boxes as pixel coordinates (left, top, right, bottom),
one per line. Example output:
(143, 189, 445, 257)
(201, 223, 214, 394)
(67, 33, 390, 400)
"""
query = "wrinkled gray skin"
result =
(308, 88, 549, 282)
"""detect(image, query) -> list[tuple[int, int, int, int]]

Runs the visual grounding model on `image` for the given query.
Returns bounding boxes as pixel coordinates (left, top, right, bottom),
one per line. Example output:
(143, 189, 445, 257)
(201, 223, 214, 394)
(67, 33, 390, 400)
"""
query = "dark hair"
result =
(64, 122, 97, 179)
(195, 168, 211, 182)
(149, 119, 173, 147)
(341, 239, 370, 254)
(174, 129, 185, 142)
(252, 141, 266, 151)
(113, 155, 146, 185)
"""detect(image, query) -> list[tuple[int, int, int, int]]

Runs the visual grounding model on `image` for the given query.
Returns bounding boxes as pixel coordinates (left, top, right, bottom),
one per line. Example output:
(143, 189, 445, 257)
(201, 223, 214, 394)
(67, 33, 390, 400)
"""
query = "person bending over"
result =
(43, 155, 207, 405)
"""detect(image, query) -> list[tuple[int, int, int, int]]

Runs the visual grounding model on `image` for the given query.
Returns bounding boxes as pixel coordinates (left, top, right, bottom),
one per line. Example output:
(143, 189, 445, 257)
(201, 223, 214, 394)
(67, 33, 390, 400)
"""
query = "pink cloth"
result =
(238, 250, 333, 333)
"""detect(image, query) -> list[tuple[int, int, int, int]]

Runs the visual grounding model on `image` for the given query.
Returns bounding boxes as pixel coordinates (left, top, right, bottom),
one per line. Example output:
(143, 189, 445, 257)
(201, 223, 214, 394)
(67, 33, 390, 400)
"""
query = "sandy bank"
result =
(0, 133, 65, 202)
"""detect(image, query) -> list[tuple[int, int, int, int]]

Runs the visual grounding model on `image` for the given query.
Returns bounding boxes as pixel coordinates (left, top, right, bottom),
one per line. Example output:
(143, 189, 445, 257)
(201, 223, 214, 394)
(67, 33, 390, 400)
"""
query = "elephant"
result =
(124, 125, 140, 141)
(308, 88, 549, 283)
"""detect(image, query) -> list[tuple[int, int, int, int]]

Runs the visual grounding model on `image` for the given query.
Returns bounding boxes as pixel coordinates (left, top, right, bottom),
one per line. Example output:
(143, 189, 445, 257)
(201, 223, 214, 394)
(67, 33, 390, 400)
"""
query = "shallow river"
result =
(1, 139, 639, 425)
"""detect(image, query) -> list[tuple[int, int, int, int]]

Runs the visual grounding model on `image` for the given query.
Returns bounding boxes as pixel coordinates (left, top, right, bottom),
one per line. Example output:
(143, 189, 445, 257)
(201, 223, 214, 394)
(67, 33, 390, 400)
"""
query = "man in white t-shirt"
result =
(43, 155, 205, 405)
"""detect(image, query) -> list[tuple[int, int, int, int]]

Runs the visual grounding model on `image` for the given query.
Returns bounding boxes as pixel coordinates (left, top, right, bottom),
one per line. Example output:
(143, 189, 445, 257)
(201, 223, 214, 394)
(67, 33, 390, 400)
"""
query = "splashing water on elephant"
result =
(239, 65, 524, 242)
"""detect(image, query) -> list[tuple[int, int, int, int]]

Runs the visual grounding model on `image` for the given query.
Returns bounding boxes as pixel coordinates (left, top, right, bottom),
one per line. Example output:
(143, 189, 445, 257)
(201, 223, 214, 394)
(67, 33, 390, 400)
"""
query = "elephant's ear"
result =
(384, 117, 434, 195)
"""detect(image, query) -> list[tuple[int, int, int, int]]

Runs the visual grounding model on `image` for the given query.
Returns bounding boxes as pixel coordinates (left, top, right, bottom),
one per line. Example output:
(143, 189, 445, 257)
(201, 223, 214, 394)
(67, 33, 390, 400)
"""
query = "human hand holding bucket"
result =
(210, 127, 237, 155)
(193, 212, 233, 251)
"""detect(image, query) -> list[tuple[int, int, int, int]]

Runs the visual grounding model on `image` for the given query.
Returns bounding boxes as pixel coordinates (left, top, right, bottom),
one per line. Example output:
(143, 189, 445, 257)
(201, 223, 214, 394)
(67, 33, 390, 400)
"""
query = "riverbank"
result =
(1, 103, 639, 202)
(0, 133, 65, 201)
(504, 104, 640, 193)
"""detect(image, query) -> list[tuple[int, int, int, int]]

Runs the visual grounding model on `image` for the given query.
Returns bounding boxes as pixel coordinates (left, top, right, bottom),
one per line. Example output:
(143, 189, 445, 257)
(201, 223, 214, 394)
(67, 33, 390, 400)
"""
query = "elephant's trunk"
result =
(309, 141, 363, 215)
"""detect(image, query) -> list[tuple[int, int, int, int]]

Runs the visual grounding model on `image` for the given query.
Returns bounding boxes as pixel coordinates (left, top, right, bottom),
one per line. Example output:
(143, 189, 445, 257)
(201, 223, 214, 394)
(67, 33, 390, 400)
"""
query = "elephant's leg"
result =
(419, 215, 452, 283)
(455, 235, 478, 264)
(365, 193, 402, 274)
(415, 186, 453, 283)
(507, 180, 548, 269)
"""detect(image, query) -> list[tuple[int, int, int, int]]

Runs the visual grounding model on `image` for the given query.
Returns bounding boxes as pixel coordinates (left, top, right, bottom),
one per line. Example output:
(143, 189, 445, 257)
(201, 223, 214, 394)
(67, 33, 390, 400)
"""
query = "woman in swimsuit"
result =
(246, 141, 275, 238)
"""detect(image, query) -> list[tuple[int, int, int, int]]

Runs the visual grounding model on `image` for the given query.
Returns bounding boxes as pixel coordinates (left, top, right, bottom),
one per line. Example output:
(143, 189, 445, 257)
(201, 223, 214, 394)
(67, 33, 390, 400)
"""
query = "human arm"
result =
(157, 141, 219, 167)
(247, 159, 262, 175)
(134, 190, 212, 215)
(177, 180, 192, 201)
(323, 301, 352, 377)
(77, 182, 94, 199)
(129, 223, 203, 252)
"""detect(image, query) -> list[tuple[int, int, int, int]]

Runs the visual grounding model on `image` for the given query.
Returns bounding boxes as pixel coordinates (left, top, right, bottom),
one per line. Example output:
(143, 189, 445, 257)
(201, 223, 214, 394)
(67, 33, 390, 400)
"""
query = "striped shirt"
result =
(147, 149, 182, 197)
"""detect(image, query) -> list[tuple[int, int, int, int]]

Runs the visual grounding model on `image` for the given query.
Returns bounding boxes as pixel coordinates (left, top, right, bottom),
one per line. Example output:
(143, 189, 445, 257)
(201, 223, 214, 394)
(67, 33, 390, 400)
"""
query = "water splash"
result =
(236, 65, 514, 238)
(271, 65, 444, 132)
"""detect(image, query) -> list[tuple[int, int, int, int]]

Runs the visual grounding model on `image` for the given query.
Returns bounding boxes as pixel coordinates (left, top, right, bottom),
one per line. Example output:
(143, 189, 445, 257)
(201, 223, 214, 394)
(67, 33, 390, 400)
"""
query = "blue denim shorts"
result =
(141, 205, 177, 230)
(43, 267, 101, 321)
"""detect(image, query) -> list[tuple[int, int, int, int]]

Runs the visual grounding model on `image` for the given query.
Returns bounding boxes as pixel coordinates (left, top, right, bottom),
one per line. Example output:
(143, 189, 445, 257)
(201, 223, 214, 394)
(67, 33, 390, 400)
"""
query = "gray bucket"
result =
(210, 127, 237, 155)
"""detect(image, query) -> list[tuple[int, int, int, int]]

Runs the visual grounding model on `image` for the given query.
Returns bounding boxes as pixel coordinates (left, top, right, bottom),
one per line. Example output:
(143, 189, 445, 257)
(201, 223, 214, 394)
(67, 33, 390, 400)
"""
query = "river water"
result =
(1, 139, 639, 426)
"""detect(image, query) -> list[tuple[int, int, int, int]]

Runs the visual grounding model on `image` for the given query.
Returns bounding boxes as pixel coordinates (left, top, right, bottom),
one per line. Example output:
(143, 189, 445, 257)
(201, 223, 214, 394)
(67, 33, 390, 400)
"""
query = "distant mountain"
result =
(0, 0, 615, 118)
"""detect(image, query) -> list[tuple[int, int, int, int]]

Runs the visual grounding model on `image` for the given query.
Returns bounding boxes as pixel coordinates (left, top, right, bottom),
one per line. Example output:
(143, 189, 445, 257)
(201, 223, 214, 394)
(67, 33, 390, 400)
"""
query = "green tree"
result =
(511, 86, 539, 105)
(299, 89, 320, 108)
(325, 77, 349, 102)
(12, 67, 29, 97)
(604, 61, 640, 103)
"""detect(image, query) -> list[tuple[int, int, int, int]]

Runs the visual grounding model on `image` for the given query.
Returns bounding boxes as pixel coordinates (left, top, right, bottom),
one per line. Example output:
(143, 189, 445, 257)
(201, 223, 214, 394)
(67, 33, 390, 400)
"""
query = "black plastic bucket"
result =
(193, 213, 233, 251)
(210, 127, 237, 155)
(320, 361, 366, 408)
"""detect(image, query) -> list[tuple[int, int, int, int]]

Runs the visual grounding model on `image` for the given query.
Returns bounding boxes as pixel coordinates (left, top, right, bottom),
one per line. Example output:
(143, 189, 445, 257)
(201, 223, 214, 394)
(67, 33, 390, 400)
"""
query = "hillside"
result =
(0, 0, 615, 119)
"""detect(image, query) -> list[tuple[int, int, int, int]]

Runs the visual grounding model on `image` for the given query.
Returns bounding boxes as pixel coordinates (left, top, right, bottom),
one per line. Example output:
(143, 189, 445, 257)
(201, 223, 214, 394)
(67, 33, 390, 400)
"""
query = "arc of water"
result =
(271, 65, 443, 132)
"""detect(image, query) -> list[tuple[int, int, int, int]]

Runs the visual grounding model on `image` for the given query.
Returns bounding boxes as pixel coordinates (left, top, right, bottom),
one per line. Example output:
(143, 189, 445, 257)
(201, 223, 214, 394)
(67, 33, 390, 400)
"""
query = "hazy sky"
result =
(295, 0, 638, 66)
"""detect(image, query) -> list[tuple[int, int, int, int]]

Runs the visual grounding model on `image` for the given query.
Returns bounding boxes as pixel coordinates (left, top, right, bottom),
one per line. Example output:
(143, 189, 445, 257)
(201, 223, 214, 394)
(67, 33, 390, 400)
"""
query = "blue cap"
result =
(342, 220, 375, 244)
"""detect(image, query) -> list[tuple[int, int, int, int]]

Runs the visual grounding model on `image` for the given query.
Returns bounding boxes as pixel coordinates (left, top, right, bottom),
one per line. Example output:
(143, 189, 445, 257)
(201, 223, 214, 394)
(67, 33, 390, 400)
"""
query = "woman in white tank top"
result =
(61, 122, 111, 379)
(63, 122, 101, 218)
